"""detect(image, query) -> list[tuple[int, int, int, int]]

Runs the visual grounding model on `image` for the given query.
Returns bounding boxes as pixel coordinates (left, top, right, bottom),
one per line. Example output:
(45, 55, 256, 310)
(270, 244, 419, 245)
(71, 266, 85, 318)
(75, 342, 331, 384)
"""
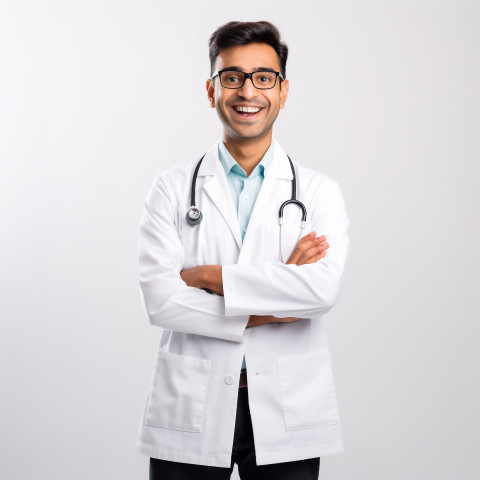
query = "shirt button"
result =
(225, 375, 234, 385)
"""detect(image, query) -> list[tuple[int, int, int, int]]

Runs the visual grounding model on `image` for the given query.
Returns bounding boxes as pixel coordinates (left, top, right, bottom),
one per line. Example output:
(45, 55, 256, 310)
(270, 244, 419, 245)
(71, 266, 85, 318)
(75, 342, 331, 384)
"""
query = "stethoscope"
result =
(186, 154, 307, 262)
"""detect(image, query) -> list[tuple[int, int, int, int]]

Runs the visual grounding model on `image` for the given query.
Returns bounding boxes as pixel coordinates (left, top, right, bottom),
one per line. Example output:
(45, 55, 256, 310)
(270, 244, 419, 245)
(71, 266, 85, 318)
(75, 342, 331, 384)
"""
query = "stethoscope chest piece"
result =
(186, 206, 203, 225)
(185, 154, 206, 226)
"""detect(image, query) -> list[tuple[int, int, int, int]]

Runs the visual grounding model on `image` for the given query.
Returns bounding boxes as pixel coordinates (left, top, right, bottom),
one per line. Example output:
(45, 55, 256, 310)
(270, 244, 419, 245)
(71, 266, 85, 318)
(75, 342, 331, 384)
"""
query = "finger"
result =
(286, 235, 327, 264)
(299, 236, 327, 252)
(297, 241, 329, 264)
(299, 234, 326, 246)
(294, 236, 325, 255)
(296, 231, 317, 245)
(303, 241, 329, 258)
(287, 242, 310, 264)
(304, 238, 328, 251)
(288, 239, 321, 265)
(305, 250, 328, 264)
(275, 317, 299, 323)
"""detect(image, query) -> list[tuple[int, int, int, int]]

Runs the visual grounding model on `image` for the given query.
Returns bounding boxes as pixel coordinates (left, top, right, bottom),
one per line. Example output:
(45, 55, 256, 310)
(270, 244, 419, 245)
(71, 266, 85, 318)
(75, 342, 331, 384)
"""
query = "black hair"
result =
(208, 21, 288, 78)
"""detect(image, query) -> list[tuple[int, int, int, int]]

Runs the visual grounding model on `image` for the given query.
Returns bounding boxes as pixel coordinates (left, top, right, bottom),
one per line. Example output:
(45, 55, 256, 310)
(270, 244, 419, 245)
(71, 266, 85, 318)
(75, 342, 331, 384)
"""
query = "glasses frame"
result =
(212, 69, 284, 90)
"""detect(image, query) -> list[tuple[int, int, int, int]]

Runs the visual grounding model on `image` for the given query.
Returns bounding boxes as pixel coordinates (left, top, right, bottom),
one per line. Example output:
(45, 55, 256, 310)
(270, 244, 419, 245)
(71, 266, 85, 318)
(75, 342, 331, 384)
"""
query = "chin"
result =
(229, 124, 272, 139)
(230, 130, 268, 141)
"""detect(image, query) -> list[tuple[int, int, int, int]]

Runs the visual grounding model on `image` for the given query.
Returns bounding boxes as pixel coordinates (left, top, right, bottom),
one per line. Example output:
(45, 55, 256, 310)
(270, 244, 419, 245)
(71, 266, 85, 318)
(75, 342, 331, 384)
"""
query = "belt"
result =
(239, 369, 248, 388)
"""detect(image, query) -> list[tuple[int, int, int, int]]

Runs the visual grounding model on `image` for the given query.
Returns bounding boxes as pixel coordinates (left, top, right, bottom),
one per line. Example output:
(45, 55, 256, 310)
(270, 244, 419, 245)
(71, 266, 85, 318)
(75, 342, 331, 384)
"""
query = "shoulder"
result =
(296, 162, 333, 186)
(274, 139, 342, 195)
(143, 150, 210, 212)
(151, 141, 218, 191)
(284, 157, 346, 215)
(152, 157, 199, 191)
(296, 166, 348, 229)
(272, 143, 342, 204)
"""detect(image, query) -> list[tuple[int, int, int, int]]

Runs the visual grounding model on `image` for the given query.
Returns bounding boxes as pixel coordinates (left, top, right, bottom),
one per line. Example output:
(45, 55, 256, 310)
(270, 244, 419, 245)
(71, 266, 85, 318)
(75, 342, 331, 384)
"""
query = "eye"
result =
(253, 72, 276, 87)
(222, 73, 243, 84)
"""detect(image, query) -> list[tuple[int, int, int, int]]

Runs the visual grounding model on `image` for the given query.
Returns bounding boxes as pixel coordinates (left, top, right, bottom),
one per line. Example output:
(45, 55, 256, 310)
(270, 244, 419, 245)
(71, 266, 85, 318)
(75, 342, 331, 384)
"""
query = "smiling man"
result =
(136, 21, 349, 480)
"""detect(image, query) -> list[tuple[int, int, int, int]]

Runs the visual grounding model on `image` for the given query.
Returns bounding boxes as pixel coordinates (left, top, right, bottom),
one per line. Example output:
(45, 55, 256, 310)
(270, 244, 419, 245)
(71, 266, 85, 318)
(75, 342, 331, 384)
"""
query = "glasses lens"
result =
(252, 71, 277, 89)
(220, 71, 246, 88)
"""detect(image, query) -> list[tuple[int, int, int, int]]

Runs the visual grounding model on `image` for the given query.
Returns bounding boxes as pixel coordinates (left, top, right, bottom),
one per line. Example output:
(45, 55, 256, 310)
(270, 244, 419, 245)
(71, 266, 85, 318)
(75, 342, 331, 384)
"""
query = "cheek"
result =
(216, 96, 230, 114)
(266, 93, 280, 109)
(216, 102, 229, 119)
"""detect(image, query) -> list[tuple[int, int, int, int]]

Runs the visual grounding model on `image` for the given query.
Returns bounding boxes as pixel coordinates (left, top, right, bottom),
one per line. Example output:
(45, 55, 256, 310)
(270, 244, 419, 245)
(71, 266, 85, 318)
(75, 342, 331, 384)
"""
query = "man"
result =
(136, 21, 349, 480)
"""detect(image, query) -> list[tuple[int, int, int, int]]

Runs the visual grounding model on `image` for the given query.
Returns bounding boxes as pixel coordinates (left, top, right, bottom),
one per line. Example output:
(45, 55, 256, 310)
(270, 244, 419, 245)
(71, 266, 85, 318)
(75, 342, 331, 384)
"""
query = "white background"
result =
(1, 1, 479, 479)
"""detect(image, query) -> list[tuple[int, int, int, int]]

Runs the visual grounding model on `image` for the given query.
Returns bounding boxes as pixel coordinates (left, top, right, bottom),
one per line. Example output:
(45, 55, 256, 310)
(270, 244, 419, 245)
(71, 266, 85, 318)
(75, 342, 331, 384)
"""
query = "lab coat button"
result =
(225, 375, 234, 385)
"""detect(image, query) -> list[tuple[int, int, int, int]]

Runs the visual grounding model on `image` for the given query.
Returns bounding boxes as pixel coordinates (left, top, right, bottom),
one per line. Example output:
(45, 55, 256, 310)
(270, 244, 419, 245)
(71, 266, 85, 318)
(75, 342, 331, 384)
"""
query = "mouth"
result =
(232, 105, 264, 118)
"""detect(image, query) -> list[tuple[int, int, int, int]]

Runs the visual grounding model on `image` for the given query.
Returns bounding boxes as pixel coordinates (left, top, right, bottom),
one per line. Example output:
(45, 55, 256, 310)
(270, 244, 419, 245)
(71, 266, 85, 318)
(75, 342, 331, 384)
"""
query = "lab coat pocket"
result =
(146, 350, 211, 432)
(277, 348, 340, 430)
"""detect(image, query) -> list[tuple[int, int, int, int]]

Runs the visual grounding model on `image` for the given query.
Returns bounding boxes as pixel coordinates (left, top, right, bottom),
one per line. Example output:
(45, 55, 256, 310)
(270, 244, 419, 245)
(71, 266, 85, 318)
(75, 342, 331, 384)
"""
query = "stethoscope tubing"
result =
(187, 153, 307, 262)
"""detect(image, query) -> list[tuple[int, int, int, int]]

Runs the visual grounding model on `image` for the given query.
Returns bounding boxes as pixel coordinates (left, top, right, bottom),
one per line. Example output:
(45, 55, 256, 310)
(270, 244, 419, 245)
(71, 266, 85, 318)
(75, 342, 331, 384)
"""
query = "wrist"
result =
(203, 265, 223, 295)
(201, 265, 213, 290)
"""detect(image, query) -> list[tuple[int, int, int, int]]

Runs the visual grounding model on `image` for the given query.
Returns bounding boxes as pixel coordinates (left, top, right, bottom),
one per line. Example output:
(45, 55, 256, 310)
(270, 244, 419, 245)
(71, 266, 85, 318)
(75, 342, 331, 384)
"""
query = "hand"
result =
(180, 266, 205, 289)
(180, 265, 223, 295)
(286, 232, 329, 266)
(246, 232, 328, 328)
(246, 315, 299, 328)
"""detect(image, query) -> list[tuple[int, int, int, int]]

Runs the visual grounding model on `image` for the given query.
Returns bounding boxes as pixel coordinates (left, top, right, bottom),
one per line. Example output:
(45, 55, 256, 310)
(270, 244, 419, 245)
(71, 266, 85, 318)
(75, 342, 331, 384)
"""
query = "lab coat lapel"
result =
(242, 140, 293, 244)
(200, 145, 243, 250)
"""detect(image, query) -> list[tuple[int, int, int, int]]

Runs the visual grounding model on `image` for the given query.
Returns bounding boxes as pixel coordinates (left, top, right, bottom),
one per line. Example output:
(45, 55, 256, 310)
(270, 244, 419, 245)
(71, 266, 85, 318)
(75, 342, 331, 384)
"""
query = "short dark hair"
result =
(208, 21, 289, 78)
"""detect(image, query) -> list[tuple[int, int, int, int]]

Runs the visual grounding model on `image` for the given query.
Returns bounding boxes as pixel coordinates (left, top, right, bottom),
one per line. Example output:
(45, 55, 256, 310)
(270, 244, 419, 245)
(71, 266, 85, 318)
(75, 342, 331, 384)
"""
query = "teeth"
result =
(235, 106, 261, 113)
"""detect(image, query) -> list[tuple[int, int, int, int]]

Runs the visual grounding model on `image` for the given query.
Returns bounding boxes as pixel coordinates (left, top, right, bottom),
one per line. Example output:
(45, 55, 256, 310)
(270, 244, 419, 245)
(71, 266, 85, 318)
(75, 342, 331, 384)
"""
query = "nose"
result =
(237, 77, 257, 100)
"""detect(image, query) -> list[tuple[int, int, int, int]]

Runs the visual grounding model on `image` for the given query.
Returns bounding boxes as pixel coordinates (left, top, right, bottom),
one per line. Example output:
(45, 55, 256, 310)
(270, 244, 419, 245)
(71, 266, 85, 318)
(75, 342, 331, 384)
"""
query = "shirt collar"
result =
(218, 140, 275, 178)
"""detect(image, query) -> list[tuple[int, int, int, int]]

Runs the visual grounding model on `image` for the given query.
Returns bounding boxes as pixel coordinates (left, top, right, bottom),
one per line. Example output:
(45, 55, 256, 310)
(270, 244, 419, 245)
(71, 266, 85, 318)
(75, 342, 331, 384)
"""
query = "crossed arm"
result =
(180, 231, 329, 328)
(139, 175, 348, 341)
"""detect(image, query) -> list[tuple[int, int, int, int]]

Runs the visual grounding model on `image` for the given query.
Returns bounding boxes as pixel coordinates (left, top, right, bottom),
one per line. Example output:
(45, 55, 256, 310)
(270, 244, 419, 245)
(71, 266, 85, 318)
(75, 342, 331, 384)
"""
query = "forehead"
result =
(214, 42, 280, 71)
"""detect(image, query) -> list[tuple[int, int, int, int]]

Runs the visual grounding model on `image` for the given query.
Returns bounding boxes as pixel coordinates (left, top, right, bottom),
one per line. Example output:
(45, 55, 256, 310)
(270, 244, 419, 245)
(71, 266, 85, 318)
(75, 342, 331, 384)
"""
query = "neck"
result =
(222, 131, 273, 177)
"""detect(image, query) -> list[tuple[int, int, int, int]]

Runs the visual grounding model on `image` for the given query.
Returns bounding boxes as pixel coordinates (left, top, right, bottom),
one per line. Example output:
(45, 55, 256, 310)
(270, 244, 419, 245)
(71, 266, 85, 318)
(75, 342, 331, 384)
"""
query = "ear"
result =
(206, 79, 215, 108)
(279, 78, 289, 110)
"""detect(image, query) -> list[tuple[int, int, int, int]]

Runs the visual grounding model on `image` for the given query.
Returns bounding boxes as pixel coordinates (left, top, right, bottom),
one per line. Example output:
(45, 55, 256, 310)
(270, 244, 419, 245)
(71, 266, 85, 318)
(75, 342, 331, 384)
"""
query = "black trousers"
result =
(150, 387, 320, 480)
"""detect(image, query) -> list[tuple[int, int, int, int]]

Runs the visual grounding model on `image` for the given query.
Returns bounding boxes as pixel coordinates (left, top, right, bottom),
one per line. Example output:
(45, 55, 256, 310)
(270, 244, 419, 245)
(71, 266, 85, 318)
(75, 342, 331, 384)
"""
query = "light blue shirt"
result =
(218, 140, 275, 370)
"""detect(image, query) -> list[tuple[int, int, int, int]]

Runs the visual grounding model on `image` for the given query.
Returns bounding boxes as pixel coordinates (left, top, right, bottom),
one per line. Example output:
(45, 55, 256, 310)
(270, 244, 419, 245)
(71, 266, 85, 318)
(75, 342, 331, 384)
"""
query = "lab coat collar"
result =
(198, 138, 294, 250)
(200, 143, 242, 248)
(197, 138, 293, 180)
(266, 139, 294, 180)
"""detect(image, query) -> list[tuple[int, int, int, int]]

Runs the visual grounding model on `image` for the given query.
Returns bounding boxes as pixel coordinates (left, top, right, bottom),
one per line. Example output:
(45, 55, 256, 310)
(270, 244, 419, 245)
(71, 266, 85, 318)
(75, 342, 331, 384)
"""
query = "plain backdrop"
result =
(1, 1, 479, 479)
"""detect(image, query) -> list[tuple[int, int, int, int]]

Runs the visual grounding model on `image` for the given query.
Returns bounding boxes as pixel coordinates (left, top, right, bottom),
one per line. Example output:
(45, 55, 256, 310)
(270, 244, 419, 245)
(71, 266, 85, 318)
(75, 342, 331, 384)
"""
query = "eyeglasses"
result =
(212, 69, 284, 90)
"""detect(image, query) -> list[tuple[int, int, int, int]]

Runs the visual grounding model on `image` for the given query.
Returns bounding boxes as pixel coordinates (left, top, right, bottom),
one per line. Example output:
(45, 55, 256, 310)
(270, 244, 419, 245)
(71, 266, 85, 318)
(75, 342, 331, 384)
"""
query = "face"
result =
(206, 42, 289, 143)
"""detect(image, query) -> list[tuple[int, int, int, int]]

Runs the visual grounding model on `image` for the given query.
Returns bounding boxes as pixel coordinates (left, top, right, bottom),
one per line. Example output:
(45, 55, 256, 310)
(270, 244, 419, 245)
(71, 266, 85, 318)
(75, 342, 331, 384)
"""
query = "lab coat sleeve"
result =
(222, 178, 349, 318)
(138, 176, 249, 342)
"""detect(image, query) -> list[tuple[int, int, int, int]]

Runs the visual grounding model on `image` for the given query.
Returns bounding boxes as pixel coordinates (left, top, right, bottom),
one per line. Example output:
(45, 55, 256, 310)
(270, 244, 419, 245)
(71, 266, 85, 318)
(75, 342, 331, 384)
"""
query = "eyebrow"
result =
(221, 66, 277, 73)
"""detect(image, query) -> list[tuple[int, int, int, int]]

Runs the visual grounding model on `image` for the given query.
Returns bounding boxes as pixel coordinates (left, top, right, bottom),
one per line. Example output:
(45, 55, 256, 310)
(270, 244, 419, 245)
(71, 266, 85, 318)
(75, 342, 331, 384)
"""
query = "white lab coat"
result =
(135, 139, 349, 467)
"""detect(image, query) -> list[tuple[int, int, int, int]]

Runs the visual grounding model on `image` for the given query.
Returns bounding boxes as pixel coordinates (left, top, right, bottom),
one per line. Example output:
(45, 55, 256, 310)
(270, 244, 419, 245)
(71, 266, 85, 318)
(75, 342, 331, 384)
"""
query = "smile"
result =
(232, 105, 264, 117)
